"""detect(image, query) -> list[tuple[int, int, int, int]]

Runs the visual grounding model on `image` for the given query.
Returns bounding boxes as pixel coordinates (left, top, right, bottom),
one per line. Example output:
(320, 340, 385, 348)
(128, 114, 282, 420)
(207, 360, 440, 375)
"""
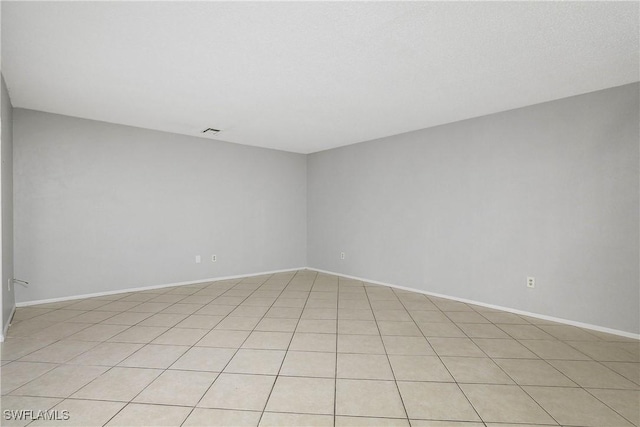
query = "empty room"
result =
(0, 1, 638, 427)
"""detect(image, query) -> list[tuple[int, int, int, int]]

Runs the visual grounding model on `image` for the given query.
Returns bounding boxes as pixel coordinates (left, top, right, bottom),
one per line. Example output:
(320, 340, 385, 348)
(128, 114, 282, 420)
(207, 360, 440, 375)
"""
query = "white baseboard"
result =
(15, 267, 306, 308)
(0, 304, 16, 342)
(308, 267, 640, 340)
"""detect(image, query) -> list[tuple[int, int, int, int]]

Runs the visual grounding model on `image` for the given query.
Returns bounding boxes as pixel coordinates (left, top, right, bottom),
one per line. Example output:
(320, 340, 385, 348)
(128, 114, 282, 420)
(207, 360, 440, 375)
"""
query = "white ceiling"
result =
(2, 2, 638, 154)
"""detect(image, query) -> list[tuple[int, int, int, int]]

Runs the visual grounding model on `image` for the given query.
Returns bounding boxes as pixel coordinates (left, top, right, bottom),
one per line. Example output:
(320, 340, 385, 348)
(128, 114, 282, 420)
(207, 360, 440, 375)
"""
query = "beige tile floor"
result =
(1, 270, 638, 426)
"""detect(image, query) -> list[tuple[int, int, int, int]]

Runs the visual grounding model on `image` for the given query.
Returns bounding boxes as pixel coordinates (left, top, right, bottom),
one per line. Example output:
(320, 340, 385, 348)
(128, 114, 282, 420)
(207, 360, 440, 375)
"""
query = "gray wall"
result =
(14, 109, 307, 302)
(308, 83, 639, 334)
(1, 74, 15, 336)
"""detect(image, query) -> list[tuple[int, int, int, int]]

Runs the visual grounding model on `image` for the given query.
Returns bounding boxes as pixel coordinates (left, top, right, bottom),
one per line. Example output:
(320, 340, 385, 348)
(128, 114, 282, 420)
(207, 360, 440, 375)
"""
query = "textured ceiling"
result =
(2, 2, 638, 154)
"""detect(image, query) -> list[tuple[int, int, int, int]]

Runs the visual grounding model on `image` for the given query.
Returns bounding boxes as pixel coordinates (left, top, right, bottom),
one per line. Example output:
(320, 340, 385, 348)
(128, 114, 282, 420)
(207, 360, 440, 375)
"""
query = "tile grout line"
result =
(98, 274, 281, 426)
(391, 288, 485, 425)
(176, 272, 302, 426)
(255, 270, 317, 426)
(361, 282, 411, 424)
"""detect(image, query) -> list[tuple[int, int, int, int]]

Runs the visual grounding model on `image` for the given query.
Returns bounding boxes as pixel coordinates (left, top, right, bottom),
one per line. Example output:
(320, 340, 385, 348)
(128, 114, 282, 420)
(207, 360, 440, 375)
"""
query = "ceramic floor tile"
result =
(520, 340, 591, 360)
(409, 421, 483, 427)
(398, 381, 480, 422)
(280, 351, 336, 378)
(382, 336, 434, 355)
(65, 324, 130, 342)
(241, 331, 293, 350)
(67, 342, 143, 366)
(161, 303, 203, 315)
(373, 309, 413, 322)
(184, 408, 261, 427)
(29, 323, 98, 342)
(170, 346, 236, 371)
(445, 312, 490, 324)
(335, 416, 410, 426)
(29, 399, 125, 427)
(196, 304, 235, 316)
(418, 322, 466, 338)
(336, 379, 406, 418)
(7, 320, 60, 338)
(19, 340, 98, 364)
(68, 311, 117, 323)
(215, 317, 261, 331)
(196, 329, 251, 348)
(272, 298, 307, 308)
(289, 333, 337, 352)
(460, 384, 555, 424)
(444, 355, 516, 385)
(377, 321, 422, 336)
(458, 323, 511, 338)
(603, 361, 640, 385)
(337, 353, 394, 380)
(254, 318, 298, 332)
(410, 311, 451, 323)
(106, 403, 192, 427)
(525, 386, 633, 426)
(587, 388, 639, 425)
(134, 369, 217, 406)
(0, 396, 62, 427)
(567, 341, 639, 362)
(164, 314, 218, 328)
(224, 349, 285, 375)
(261, 412, 333, 427)
(388, 355, 454, 382)
(151, 327, 207, 345)
(199, 373, 276, 411)
(427, 337, 488, 357)
(1, 337, 57, 361)
(494, 358, 576, 386)
(338, 334, 386, 354)
(497, 324, 555, 340)
(101, 312, 153, 326)
(71, 367, 162, 401)
(4, 269, 636, 427)
(549, 360, 638, 389)
(296, 319, 337, 334)
(473, 339, 539, 359)
(229, 306, 270, 318)
(139, 312, 192, 328)
(1, 361, 58, 394)
(338, 320, 379, 335)
(538, 325, 601, 341)
(11, 365, 108, 398)
(265, 307, 303, 319)
(266, 376, 335, 415)
(118, 344, 189, 369)
(108, 326, 168, 343)
(338, 309, 375, 320)
(482, 312, 530, 324)
(302, 308, 338, 320)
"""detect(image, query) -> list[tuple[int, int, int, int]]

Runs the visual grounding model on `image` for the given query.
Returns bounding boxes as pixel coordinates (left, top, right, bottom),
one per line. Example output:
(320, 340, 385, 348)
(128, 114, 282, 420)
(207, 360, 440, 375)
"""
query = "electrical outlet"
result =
(340, 252, 345, 260)
(195, 255, 201, 264)
(527, 277, 535, 288)
(212, 254, 217, 263)
(7, 278, 11, 292)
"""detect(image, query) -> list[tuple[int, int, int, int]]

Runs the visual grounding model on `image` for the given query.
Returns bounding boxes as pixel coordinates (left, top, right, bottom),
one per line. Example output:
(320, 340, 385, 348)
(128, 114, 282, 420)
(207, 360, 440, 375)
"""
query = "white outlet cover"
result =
(195, 255, 201, 264)
(527, 277, 535, 288)
(212, 255, 217, 262)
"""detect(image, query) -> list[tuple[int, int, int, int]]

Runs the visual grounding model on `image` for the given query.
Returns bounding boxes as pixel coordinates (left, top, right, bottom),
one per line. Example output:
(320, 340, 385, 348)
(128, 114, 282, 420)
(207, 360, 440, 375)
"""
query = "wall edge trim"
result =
(0, 304, 16, 342)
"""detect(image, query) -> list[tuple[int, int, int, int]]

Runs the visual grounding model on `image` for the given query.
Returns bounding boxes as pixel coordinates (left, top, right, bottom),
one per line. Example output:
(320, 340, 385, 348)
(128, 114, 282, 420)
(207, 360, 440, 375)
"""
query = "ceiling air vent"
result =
(202, 128, 221, 135)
